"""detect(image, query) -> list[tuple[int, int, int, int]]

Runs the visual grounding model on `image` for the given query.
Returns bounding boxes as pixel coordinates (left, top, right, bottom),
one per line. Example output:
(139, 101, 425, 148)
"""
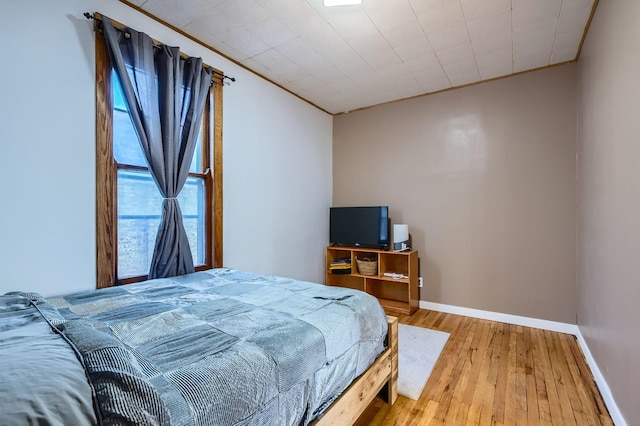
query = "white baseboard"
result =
(419, 300, 627, 426)
(418, 300, 578, 335)
(574, 329, 627, 426)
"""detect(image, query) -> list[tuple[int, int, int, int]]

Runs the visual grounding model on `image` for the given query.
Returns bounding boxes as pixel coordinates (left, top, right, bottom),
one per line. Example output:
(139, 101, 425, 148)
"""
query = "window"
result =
(112, 74, 208, 279)
(95, 22, 223, 288)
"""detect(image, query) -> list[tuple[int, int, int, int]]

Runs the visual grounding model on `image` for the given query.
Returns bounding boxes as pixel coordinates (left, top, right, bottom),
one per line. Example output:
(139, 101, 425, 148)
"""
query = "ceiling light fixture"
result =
(323, 0, 363, 6)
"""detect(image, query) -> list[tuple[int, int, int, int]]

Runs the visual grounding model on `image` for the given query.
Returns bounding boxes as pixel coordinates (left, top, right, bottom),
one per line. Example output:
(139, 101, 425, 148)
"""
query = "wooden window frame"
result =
(95, 24, 223, 289)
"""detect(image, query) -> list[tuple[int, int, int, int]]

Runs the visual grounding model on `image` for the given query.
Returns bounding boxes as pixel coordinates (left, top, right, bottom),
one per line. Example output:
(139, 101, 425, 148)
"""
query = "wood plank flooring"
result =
(355, 309, 613, 425)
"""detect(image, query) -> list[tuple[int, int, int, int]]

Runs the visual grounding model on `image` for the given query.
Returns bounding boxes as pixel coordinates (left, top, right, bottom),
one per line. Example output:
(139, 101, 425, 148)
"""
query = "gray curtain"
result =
(101, 17, 212, 279)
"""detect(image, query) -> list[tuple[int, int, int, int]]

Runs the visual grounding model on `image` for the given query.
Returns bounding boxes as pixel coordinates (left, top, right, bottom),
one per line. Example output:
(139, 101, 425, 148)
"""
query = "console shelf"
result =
(326, 246, 419, 316)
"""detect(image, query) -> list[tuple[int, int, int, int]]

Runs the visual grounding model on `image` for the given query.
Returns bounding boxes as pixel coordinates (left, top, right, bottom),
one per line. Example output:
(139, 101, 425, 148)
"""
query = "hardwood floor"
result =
(355, 309, 613, 425)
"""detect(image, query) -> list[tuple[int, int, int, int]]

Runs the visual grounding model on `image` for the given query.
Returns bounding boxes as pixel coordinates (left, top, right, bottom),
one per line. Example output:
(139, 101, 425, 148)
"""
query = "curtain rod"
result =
(84, 12, 236, 84)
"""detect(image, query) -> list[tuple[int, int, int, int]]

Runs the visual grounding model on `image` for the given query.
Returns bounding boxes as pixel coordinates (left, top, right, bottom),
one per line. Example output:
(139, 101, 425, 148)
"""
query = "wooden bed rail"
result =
(315, 316, 398, 425)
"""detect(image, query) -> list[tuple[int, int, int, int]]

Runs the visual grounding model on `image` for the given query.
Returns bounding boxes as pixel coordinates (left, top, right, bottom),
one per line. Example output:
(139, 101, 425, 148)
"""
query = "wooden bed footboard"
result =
(315, 316, 398, 425)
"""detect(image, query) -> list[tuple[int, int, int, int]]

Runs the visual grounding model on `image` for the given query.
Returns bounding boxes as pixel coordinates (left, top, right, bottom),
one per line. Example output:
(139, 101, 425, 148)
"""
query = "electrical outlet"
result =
(418, 277, 423, 287)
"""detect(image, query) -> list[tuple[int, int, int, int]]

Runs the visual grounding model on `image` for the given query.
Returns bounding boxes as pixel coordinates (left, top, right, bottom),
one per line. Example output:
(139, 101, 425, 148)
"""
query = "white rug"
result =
(398, 324, 450, 400)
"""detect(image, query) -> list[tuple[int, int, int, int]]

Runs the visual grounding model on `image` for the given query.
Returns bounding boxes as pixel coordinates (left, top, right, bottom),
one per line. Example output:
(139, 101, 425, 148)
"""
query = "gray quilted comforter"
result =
(0, 268, 387, 425)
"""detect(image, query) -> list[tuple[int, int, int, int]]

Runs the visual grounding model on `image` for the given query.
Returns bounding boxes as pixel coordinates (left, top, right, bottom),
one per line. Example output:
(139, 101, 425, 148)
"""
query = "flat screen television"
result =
(330, 206, 389, 249)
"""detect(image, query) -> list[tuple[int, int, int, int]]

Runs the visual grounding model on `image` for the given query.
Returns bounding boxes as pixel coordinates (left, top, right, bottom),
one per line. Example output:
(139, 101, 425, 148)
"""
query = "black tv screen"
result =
(330, 206, 389, 249)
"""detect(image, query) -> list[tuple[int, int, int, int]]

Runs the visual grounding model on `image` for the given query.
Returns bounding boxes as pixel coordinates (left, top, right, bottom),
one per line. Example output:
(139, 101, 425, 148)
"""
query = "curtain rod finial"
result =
(84, 12, 95, 20)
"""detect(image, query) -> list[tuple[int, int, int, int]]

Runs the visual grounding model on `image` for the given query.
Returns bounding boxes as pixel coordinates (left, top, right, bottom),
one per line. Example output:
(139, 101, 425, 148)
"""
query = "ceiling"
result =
(126, 0, 597, 114)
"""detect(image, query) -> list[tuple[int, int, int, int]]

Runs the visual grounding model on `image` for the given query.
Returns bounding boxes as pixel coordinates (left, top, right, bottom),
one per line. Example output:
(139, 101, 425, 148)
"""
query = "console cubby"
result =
(325, 246, 418, 316)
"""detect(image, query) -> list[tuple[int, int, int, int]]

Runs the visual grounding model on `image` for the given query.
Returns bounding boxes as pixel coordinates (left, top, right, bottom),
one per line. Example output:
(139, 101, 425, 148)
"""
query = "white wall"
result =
(0, 0, 332, 296)
(224, 74, 333, 282)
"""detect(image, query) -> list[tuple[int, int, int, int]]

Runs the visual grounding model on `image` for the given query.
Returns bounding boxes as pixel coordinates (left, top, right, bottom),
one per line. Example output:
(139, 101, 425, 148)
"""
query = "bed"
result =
(0, 268, 397, 425)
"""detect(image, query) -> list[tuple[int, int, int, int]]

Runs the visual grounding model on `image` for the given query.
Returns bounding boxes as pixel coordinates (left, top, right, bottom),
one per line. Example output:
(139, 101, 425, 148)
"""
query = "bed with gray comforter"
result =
(0, 268, 387, 425)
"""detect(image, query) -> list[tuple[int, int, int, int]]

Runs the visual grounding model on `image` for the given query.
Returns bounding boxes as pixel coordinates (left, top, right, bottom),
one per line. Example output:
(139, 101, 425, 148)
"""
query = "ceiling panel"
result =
(249, 17, 298, 47)
(132, 0, 597, 114)
(460, 0, 511, 21)
(466, 11, 511, 42)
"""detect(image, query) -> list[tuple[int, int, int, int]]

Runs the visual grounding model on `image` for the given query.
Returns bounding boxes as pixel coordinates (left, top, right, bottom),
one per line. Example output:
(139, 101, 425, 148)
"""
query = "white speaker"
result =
(393, 224, 410, 252)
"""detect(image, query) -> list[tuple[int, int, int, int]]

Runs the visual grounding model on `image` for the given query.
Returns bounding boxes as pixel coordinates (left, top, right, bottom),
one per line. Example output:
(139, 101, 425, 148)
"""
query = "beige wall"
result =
(334, 64, 577, 323)
(577, 1, 640, 424)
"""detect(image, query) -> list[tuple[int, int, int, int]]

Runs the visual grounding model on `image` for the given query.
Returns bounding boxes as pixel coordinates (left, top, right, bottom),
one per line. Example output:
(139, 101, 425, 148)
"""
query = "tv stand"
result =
(325, 246, 418, 316)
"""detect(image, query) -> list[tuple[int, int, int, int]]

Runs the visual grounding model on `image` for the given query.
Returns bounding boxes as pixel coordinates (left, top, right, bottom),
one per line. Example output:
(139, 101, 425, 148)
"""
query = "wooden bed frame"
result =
(315, 316, 398, 425)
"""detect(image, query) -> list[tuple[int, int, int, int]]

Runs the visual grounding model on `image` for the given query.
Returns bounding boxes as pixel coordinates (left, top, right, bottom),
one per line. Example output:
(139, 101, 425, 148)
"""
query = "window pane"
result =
(117, 170, 162, 278)
(117, 170, 205, 279)
(114, 71, 205, 172)
(112, 72, 147, 167)
(189, 128, 202, 173)
(179, 177, 206, 266)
